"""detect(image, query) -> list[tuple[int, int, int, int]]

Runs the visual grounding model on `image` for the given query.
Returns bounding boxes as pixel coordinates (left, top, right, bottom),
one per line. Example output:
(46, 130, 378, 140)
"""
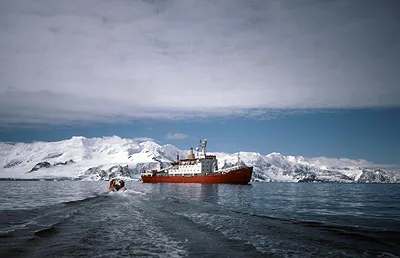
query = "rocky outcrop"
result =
(44, 153, 63, 160)
(29, 162, 51, 172)
(54, 159, 75, 166)
(4, 159, 22, 168)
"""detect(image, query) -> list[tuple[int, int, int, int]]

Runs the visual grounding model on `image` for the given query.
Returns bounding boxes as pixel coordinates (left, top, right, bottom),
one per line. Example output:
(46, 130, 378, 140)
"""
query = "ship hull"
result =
(141, 167, 253, 184)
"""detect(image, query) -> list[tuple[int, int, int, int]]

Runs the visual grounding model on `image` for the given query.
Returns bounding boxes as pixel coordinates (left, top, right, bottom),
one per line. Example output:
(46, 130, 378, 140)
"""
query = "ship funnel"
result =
(187, 147, 195, 160)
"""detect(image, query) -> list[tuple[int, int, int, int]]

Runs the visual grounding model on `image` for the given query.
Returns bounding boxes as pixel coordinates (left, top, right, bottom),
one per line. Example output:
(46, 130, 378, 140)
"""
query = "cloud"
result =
(0, 0, 399, 126)
(166, 133, 188, 140)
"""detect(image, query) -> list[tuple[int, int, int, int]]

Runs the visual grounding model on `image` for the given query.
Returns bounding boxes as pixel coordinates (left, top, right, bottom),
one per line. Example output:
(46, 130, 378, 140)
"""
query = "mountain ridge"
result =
(1, 136, 399, 183)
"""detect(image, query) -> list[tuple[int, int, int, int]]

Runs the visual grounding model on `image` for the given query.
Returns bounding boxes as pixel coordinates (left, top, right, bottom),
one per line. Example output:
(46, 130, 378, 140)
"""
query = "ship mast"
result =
(237, 151, 241, 168)
(200, 139, 207, 157)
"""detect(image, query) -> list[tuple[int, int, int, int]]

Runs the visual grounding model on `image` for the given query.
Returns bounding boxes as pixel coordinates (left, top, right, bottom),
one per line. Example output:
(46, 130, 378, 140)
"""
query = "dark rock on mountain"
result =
(4, 159, 22, 168)
(29, 162, 51, 172)
(44, 153, 63, 160)
(54, 159, 75, 166)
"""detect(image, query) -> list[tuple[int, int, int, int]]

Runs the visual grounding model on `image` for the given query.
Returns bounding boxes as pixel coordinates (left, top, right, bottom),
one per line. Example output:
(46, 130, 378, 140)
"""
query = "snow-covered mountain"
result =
(0, 136, 399, 183)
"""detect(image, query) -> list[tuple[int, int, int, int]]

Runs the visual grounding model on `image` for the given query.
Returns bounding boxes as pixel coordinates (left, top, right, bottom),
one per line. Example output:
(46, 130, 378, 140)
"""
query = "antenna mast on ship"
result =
(237, 151, 241, 168)
(237, 145, 241, 168)
(200, 139, 207, 157)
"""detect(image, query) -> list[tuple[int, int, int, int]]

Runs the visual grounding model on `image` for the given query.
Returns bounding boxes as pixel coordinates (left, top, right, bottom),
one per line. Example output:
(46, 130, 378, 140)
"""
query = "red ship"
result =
(141, 140, 253, 184)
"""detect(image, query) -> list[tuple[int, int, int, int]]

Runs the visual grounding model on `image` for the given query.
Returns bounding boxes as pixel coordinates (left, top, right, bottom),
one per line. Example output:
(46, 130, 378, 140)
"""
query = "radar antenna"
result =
(200, 139, 207, 157)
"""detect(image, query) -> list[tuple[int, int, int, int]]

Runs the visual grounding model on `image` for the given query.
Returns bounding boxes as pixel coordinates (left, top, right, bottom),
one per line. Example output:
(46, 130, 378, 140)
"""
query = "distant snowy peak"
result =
(209, 151, 399, 183)
(0, 136, 398, 183)
(305, 156, 375, 169)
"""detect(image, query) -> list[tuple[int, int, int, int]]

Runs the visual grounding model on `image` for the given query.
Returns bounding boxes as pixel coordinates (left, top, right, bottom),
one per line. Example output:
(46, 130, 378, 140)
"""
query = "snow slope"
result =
(0, 136, 399, 183)
(0, 136, 176, 180)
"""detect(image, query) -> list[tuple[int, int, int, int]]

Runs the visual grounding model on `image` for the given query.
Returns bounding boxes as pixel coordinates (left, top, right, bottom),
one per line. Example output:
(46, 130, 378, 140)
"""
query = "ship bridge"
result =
(166, 140, 218, 176)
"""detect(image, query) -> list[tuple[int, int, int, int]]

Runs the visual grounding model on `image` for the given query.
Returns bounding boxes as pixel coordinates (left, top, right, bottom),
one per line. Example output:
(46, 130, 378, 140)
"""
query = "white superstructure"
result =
(141, 139, 218, 177)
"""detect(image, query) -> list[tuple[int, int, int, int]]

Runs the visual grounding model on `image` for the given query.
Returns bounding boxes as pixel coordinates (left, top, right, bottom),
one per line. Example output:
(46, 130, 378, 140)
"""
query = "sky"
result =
(0, 0, 399, 164)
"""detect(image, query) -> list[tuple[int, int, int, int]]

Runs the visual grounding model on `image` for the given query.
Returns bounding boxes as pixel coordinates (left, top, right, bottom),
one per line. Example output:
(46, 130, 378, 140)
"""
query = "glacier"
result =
(0, 136, 399, 183)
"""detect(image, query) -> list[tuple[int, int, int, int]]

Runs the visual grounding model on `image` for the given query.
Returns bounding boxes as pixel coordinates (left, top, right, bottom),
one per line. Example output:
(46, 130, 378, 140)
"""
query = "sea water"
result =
(0, 181, 399, 257)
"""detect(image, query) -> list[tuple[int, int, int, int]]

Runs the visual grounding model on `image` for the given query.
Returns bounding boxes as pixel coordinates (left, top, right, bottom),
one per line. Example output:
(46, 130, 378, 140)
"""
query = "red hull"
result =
(141, 167, 253, 184)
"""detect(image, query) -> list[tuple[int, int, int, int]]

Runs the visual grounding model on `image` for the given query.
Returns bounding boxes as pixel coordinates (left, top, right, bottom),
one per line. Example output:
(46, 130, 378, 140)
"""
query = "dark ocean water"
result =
(0, 181, 399, 257)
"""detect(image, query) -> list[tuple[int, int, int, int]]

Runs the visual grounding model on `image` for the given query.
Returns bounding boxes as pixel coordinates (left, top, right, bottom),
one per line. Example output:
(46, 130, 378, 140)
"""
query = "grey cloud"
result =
(0, 0, 399, 126)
